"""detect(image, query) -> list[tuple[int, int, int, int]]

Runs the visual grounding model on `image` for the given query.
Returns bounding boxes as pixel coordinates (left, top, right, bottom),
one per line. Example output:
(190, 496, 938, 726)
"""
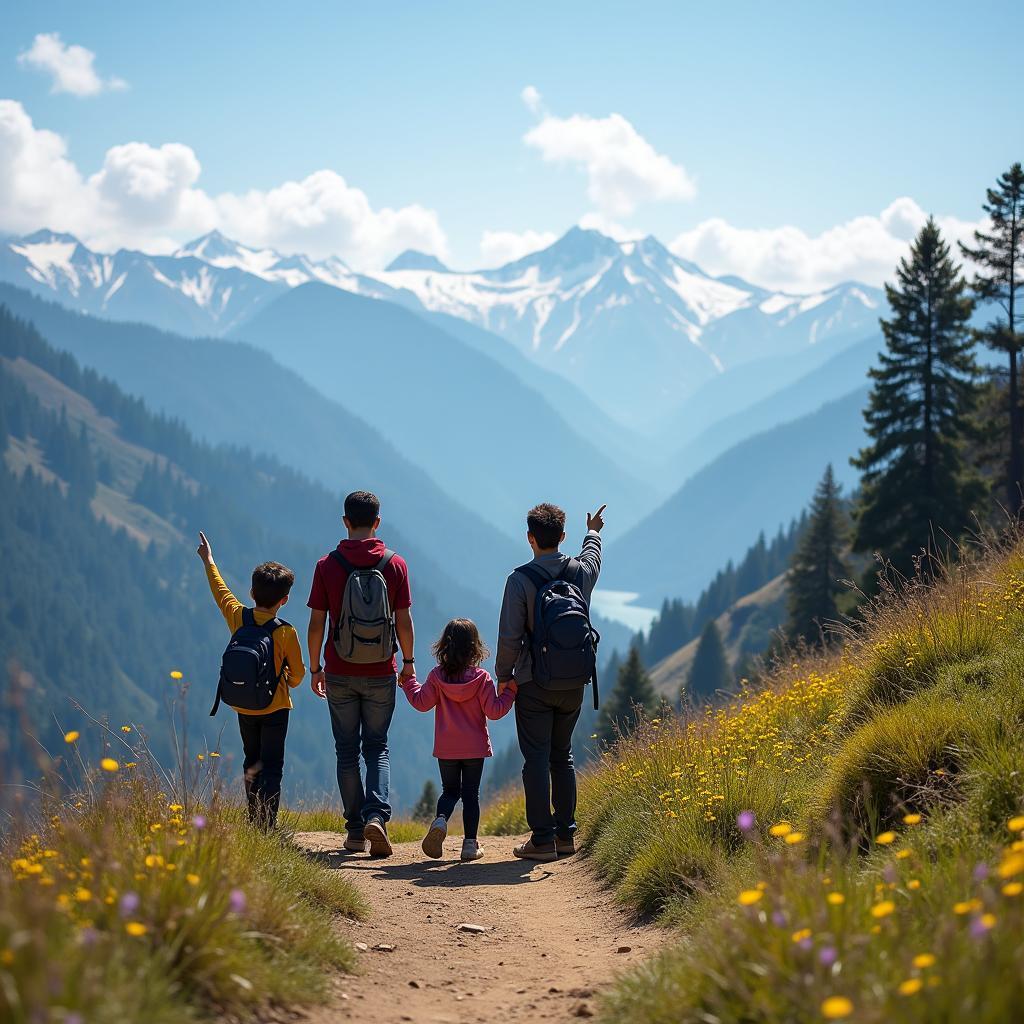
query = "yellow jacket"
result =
(205, 562, 305, 714)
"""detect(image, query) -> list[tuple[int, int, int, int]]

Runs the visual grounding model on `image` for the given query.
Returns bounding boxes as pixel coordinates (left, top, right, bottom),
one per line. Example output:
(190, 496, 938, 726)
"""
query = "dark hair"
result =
(251, 561, 295, 608)
(526, 502, 566, 550)
(431, 618, 489, 679)
(344, 490, 380, 528)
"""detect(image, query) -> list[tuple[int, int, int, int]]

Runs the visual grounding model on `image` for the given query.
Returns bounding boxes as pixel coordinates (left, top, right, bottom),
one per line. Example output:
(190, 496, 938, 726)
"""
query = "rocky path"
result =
(291, 832, 662, 1024)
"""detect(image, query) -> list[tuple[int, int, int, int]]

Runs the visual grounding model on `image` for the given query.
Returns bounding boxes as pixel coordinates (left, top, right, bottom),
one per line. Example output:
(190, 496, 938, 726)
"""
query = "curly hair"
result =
(431, 618, 490, 680)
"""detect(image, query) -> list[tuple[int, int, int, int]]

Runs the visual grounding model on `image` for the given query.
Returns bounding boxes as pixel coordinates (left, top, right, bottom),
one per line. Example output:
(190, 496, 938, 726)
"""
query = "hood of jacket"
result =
(428, 666, 490, 703)
(336, 537, 389, 567)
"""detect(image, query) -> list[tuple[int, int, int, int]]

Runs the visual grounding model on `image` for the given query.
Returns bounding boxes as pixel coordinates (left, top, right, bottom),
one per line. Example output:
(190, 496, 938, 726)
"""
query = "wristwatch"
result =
(402, 657, 415, 664)
(312, 665, 323, 674)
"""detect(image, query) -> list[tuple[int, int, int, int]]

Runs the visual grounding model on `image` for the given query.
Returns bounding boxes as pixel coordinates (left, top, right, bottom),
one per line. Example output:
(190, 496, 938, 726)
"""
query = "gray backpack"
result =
(328, 549, 397, 664)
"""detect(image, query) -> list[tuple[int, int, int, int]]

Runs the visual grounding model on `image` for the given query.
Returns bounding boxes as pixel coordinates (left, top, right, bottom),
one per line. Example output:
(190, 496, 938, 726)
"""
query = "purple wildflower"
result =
(797, 936, 813, 951)
(818, 945, 838, 967)
(969, 915, 992, 939)
(119, 891, 139, 917)
(228, 888, 247, 914)
(771, 910, 788, 927)
(973, 862, 989, 882)
(78, 926, 98, 947)
(192, 814, 207, 830)
(737, 810, 756, 832)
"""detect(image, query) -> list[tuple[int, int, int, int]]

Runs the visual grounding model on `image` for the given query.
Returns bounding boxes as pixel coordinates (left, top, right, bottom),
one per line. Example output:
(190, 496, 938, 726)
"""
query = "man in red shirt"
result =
(307, 491, 415, 856)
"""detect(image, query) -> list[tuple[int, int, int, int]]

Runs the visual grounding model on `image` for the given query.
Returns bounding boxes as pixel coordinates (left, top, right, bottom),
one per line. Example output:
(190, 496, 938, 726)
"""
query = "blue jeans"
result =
(325, 674, 397, 835)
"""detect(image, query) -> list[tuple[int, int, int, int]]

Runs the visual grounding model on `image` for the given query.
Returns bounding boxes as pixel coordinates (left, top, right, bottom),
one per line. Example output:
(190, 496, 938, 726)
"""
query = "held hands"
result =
(196, 531, 214, 565)
(586, 503, 607, 534)
(400, 660, 416, 683)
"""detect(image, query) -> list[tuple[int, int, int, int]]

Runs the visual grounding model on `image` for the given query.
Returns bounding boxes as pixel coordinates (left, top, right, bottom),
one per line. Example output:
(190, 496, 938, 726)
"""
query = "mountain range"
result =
(0, 227, 884, 433)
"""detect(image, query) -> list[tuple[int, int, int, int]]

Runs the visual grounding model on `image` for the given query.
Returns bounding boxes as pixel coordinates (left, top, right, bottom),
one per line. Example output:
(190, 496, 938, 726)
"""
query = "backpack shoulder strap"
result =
(515, 562, 549, 592)
(377, 549, 396, 572)
(328, 549, 355, 574)
(558, 557, 582, 584)
(242, 607, 255, 628)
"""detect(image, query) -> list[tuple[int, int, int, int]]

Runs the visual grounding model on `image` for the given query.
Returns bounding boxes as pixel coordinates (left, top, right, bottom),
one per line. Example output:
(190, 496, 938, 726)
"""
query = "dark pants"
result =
(326, 673, 397, 836)
(514, 682, 585, 846)
(237, 708, 289, 830)
(436, 758, 485, 840)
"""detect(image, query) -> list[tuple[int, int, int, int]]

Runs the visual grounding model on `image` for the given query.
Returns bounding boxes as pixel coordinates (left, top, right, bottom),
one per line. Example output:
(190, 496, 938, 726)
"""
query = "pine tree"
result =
(960, 163, 1024, 514)
(853, 219, 983, 578)
(597, 646, 658, 745)
(411, 779, 439, 822)
(786, 465, 850, 644)
(684, 620, 732, 704)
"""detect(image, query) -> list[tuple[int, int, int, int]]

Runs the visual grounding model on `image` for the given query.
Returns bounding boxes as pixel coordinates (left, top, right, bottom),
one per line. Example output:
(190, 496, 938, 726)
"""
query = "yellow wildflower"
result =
(913, 953, 936, 969)
(738, 889, 763, 906)
(784, 831, 805, 845)
(125, 922, 147, 936)
(186, 873, 200, 886)
(903, 813, 922, 825)
(1000, 852, 1024, 879)
(792, 928, 812, 943)
(907, 879, 921, 890)
(769, 822, 792, 837)
(871, 900, 895, 918)
(64, 731, 80, 743)
(1002, 882, 1023, 897)
(169, 670, 183, 680)
(953, 899, 982, 915)
(827, 892, 845, 905)
(898, 978, 923, 996)
(1008, 815, 1024, 833)
(875, 831, 897, 845)
(820, 996, 854, 1019)
(100, 758, 119, 772)
(74, 887, 91, 902)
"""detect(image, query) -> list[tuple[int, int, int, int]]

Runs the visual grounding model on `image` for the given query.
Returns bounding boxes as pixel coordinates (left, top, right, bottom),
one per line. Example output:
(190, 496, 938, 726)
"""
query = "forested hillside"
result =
(0, 307, 494, 805)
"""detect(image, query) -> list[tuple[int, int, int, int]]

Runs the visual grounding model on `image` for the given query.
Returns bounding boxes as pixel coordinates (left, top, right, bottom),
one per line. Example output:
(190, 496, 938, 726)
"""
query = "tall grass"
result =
(1, 721, 364, 1023)
(582, 540, 1024, 1021)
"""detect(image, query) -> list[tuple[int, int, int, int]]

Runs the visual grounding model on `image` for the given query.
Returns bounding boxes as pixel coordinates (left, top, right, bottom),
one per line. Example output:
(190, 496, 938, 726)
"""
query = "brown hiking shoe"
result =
(344, 834, 368, 853)
(513, 838, 558, 863)
(555, 836, 576, 857)
(365, 818, 393, 858)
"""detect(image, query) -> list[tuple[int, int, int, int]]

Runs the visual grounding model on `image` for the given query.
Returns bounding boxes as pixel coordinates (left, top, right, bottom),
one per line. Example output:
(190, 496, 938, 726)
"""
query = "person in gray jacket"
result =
(495, 501, 605, 862)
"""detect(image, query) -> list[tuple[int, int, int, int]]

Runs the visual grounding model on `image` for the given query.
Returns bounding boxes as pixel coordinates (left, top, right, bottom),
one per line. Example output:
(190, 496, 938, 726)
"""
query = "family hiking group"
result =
(196, 491, 606, 863)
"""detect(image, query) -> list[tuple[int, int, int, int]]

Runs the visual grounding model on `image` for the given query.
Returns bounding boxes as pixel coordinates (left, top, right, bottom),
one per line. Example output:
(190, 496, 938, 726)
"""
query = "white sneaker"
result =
(460, 838, 484, 861)
(421, 816, 447, 859)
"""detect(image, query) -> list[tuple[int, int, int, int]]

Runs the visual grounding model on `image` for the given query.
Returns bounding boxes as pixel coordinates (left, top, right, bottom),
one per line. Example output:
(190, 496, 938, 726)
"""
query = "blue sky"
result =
(1, 1, 1021, 289)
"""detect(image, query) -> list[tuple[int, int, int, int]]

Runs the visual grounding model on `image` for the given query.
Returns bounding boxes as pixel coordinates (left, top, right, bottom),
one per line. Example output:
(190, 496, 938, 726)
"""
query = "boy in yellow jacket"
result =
(197, 531, 305, 829)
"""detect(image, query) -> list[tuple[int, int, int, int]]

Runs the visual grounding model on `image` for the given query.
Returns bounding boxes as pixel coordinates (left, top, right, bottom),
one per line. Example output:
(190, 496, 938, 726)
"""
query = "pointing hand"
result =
(586, 504, 607, 534)
(197, 531, 214, 565)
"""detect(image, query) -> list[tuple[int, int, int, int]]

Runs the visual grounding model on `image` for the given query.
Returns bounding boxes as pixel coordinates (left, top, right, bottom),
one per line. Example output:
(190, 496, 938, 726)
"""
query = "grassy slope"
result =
(1, 744, 364, 1024)
(577, 543, 1024, 1023)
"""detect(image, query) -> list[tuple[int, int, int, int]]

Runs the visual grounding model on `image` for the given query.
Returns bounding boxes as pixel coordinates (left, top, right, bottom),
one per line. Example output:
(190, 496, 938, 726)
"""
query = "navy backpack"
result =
(517, 559, 601, 709)
(210, 609, 286, 715)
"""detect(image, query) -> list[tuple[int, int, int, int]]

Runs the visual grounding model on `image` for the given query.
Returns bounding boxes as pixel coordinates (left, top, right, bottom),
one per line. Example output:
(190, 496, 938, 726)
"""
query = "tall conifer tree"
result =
(960, 162, 1024, 513)
(786, 464, 850, 643)
(685, 620, 732, 704)
(597, 645, 658, 744)
(853, 219, 982, 577)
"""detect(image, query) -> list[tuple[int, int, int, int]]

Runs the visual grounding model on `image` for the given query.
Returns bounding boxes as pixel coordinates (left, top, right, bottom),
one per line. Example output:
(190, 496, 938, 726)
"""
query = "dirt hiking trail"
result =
(292, 832, 663, 1024)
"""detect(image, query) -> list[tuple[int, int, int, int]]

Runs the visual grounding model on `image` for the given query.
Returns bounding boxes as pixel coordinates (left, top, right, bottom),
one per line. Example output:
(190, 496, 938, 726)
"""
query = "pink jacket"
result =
(399, 666, 516, 759)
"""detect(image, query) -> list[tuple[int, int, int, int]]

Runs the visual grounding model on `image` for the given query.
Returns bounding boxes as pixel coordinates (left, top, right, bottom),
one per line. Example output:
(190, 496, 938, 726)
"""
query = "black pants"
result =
(514, 683, 584, 846)
(237, 708, 289, 829)
(436, 758, 484, 840)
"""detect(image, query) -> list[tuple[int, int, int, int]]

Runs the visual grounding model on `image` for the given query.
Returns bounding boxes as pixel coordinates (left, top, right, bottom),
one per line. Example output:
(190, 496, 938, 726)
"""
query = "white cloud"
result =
(479, 228, 557, 266)
(17, 33, 127, 97)
(669, 199, 984, 293)
(522, 90, 695, 218)
(520, 85, 544, 115)
(0, 100, 446, 268)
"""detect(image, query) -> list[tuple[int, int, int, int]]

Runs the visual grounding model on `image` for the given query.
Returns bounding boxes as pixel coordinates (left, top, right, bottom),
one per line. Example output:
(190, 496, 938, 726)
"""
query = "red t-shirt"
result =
(307, 538, 412, 677)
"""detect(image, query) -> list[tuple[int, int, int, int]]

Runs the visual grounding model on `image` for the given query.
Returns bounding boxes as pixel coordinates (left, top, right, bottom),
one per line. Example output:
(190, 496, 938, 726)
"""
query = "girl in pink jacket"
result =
(399, 618, 516, 861)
